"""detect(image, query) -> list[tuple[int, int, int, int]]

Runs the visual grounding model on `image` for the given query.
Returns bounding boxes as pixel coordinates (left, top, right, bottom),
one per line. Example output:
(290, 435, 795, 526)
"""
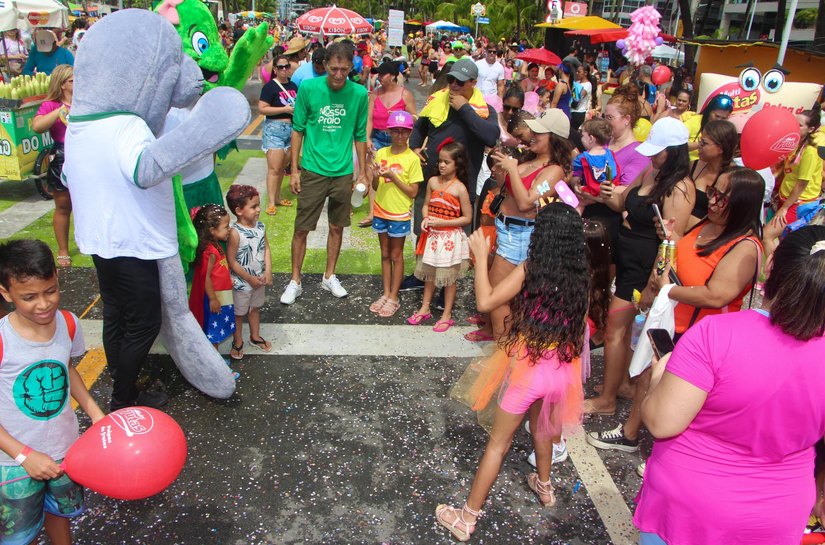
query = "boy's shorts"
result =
(372, 216, 411, 238)
(234, 286, 265, 316)
(0, 462, 84, 545)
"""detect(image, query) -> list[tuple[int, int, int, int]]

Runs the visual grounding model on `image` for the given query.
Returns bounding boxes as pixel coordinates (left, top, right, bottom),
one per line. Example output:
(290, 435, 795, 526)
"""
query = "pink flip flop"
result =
(432, 319, 455, 333)
(407, 312, 432, 325)
(464, 330, 494, 342)
(467, 314, 486, 326)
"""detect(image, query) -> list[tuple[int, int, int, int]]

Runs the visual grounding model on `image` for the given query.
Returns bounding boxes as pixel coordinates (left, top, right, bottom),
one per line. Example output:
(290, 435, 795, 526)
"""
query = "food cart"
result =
(0, 0, 68, 197)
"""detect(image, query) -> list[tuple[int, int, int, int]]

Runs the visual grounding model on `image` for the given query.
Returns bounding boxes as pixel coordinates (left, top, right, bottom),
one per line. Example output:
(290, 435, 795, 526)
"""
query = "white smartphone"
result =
(652, 203, 669, 239)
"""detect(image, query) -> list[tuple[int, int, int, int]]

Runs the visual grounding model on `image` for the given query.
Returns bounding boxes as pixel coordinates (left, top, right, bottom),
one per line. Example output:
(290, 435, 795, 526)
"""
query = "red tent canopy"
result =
(564, 28, 677, 44)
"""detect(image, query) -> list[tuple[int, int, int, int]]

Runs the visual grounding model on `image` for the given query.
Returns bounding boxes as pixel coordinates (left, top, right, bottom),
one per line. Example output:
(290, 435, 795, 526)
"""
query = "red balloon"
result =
(740, 106, 800, 170)
(62, 407, 187, 500)
(651, 65, 672, 86)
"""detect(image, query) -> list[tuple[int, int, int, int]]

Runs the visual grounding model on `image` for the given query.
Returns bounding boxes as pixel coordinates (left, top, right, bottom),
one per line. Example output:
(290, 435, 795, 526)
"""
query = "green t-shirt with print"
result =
(292, 75, 368, 177)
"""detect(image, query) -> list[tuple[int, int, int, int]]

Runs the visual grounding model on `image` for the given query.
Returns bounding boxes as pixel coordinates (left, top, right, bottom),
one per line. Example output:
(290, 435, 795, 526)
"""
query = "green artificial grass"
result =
(5, 150, 416, 274)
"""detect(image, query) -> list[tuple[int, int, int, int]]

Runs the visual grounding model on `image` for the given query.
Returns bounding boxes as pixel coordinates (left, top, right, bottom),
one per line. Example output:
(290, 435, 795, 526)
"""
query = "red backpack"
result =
(0, 310, 76, 363)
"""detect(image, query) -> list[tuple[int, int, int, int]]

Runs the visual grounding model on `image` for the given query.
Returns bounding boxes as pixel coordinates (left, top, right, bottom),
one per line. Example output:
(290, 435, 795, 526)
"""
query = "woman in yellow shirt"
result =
(775, 103, 823, 223)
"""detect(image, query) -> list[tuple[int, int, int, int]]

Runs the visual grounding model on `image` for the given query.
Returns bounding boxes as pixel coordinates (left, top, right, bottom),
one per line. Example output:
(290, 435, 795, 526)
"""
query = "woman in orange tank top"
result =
(587, 167, 765, 459)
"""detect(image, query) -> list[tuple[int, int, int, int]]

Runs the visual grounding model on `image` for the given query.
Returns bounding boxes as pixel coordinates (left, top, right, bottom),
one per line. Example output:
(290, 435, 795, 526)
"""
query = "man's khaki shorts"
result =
(294, 169, 353, 232)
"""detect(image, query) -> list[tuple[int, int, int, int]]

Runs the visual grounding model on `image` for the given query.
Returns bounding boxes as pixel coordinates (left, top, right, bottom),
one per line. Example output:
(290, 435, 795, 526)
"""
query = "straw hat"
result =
(284, 36, 308, 55)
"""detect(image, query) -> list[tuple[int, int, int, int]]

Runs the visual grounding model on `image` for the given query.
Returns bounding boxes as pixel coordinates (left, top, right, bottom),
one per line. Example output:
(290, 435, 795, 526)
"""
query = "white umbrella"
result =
(0, 0, 19, 32)
(651, 44, 684, 63)
(14, 0, 69, 29)
(425, 20, 463, 32)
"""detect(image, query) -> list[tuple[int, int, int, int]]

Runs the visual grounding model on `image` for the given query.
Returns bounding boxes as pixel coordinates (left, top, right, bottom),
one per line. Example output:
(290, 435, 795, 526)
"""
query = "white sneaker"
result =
(636, 461, 646, 478)
(527, 439, 568, 468)
(320, 274, 348, 298)
(280, 280, 302, 305)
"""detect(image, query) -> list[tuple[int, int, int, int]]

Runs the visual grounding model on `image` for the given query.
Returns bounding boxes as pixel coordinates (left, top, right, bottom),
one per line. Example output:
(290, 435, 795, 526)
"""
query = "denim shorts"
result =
(262, 119, 292, 151)
(372, 216, 411, 237)
(640, 532, 667, 545)
(0, 461, 84, 545)
(371, 129, 392, 151)
(494, 216, 534, 265)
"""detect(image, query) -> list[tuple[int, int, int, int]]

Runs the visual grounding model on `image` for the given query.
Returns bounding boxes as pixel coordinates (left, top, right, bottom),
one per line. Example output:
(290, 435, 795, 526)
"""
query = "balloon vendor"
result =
(0, 240, 106, 545)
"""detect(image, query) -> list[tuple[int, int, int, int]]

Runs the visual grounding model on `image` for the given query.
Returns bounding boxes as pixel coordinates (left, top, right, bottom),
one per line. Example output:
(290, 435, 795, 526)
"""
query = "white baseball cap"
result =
(636, 117, 690, 156)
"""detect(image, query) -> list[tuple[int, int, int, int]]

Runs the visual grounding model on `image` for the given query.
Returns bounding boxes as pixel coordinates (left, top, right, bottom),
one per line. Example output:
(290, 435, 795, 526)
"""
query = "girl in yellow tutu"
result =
(436, 202, 588, 541)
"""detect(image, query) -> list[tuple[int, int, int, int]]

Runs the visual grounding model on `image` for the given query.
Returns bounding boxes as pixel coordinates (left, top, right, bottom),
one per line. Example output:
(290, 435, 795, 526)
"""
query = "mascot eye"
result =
(738, 67, 761, 92)
(762, 69, 785, 94)
(191, 31, 209, 56)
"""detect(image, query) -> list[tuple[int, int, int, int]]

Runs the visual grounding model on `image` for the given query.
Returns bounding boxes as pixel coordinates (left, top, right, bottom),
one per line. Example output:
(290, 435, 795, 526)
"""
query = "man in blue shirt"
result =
(23, 29, 74, 75)
(290, 48, 326, 87)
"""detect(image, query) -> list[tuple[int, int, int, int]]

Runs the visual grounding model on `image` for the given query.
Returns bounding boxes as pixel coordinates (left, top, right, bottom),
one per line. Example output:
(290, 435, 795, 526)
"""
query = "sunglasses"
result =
(446, 75, 467, 86)
(503, 105, 520, 112)
(276, 64, 290, 70)
(706, 184, 730, 207)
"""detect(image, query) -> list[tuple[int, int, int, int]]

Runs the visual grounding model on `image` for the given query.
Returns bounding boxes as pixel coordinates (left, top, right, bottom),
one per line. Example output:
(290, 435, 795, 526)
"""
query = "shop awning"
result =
(564, 28, 677, 44)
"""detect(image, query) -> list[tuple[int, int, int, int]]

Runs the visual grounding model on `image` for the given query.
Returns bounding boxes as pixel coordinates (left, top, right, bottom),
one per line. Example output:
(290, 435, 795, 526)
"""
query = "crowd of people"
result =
(1, 15, 825, 545)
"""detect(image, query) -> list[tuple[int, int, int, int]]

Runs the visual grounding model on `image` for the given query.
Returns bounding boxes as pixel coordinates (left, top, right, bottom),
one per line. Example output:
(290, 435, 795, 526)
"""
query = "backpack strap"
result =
(60, 309, 77, 341)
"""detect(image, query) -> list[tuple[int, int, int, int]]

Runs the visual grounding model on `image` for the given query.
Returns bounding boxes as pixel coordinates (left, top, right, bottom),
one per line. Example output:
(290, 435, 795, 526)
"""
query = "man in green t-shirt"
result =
(281, 42, 369, 305)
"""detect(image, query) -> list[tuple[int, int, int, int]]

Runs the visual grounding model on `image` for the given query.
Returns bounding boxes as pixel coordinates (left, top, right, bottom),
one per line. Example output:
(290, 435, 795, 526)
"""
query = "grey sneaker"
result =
(280, 280, 302, 305)
(320, 274, 348, 298)
(586, 424, 640, 452)
(527, 440, 568, 468)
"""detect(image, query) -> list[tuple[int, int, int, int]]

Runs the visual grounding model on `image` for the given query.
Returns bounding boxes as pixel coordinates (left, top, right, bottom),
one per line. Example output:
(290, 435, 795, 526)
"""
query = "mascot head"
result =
(157, 0, 229, 92)
(72, 9, 202, 134)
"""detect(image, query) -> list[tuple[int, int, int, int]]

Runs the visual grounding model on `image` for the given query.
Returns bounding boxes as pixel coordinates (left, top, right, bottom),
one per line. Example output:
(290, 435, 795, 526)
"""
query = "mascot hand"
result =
(137, 87, 250, 187)
(224, 23, 274, 91)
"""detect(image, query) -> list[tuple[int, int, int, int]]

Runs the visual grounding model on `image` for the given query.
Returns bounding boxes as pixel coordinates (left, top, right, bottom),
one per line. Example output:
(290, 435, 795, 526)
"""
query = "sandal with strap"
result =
(377, 298, 400, 318)
(527, 473, 556, 507)
(56, 255, 72, 268)
(435, 503, 480, 542)
(249, 336, 272, 353)
(369, 296, 388, 313)
(279, 199, 293, 207)
(265, 205, 277, 216)
(230, 342, 244, 360)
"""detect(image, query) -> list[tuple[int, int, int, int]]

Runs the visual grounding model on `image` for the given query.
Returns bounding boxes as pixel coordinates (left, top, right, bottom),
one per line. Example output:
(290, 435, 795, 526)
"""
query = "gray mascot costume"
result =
(64, 10, 248, 404)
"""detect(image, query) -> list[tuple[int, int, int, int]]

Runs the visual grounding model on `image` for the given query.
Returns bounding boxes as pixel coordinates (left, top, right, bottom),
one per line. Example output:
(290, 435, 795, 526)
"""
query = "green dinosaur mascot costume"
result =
(157, 0, 273, 268)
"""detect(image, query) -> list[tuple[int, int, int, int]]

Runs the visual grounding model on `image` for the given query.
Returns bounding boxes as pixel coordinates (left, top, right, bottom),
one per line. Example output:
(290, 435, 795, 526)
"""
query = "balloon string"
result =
(0, 462, 67, 487)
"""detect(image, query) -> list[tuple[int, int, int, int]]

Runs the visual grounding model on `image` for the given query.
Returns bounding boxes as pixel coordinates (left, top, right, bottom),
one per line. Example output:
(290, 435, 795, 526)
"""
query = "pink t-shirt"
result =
(36, 100, 67, 143)
(611, 140, 650, 185)
(634, 310, 825, 545)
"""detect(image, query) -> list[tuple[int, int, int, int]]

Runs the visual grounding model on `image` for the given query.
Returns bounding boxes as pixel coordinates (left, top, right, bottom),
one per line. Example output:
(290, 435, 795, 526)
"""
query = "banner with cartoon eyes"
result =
(696, 71, 821, 132)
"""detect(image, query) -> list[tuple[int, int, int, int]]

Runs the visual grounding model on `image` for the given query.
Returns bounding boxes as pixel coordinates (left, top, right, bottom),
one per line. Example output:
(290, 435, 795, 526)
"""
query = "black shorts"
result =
(47, 143, 67, 192)
(428, 62, 438, 74)
(614, 227, 658, 302)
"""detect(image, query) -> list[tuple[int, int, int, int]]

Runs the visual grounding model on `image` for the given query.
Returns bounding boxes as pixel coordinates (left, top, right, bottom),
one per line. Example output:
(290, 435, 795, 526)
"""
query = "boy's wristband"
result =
(14, 446, 32, 465)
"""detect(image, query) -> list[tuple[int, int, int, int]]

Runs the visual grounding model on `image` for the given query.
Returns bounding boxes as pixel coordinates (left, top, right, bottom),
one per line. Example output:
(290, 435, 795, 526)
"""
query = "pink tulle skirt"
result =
(450, 344, 583, 440)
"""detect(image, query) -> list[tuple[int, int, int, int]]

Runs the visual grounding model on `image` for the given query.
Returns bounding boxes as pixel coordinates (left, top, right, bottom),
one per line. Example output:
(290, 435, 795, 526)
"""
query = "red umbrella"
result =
(515, 48, 562, 66)
(295, 5, 373, 36)
(564, 28, 677, 44)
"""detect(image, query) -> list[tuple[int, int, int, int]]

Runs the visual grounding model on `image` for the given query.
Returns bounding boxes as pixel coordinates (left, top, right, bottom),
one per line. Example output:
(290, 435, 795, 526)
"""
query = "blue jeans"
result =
(640, 532, 667, 545)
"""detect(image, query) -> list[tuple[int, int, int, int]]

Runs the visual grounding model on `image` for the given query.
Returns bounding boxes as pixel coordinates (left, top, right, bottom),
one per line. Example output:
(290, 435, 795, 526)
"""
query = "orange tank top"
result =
(428, 178, 463, 222)
(674, 225, 762, 333)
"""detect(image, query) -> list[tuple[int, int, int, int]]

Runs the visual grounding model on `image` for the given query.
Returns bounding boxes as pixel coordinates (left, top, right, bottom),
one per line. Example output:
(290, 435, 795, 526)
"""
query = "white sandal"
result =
(527, 472, 556, 507)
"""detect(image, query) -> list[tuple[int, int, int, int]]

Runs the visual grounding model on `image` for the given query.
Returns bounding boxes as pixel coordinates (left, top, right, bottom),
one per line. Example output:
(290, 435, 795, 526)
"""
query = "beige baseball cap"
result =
(524, 109, 571, 139)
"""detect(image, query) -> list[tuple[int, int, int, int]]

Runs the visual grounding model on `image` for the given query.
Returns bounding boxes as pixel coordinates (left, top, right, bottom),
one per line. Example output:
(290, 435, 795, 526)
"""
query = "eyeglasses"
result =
(503, 105, 520, 112)
(706, 184, 730, 207)
(446, 75, 467, 86)
(276, 64, 290, 70)
(698, 138, 717, 148)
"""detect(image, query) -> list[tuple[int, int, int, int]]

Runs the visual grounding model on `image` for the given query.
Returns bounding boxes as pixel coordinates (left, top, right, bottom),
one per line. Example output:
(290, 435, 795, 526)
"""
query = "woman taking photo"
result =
(258, 54, 297, 216)
(469, 110, 572, 342)
(436, 203, 587, 542)
(635, 225, 825, 545)
(588, 167, 764, 456)
(584, 117, 695, 416)
(685, 119, 737, 228)
(32, 65, 73, 268)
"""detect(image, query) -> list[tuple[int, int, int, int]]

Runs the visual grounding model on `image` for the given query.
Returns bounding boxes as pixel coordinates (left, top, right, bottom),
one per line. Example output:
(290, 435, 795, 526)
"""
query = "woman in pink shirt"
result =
(33, 65, 73, 268)
(636, 225, 825, 545)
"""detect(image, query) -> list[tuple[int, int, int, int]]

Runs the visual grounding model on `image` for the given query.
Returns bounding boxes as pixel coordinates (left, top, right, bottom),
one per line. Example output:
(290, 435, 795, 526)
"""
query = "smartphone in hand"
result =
(647, 328, 675, 359)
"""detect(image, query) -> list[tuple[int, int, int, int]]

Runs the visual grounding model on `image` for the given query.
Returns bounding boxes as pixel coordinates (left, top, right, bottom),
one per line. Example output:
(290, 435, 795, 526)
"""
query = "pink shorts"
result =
(499, 357, 563, 415)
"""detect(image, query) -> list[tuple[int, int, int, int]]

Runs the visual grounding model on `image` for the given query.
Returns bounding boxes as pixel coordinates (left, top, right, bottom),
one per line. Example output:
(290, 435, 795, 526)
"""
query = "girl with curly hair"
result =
(187, 205, 238, 366)
(436, 203, 588, 542)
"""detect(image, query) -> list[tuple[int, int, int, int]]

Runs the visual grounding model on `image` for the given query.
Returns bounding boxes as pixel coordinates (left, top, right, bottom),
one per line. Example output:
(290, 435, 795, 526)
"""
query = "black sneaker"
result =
(399, 274, 424, 292)
(135, 389, 170, 409)
(585, 424, 639, 452)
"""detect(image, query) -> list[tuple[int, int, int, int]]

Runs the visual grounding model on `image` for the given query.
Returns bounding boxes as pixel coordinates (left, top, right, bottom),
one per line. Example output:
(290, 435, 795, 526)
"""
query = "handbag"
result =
(489, 185, 506, 216)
